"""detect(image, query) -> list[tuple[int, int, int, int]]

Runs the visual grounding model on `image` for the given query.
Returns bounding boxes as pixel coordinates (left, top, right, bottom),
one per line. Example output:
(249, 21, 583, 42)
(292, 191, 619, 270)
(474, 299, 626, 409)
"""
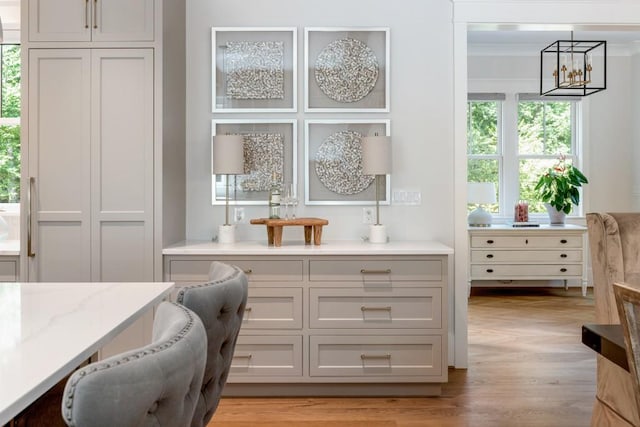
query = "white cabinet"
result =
(468, 224, 588, 295)
(28, 0, 155, 42)
(27, 49, 154, 282)
(163, 241, 453, 396)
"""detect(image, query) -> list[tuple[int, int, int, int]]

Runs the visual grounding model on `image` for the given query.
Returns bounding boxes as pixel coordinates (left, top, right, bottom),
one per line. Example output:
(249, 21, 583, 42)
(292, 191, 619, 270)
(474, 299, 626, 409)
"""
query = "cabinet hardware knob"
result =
(486, 254, 494, 259)
(560, 268, 567, 272)
(361, 306, 392, 312)
(360, 269, 391, 274)
(243, 269, 253, 274)
(487, 240, 494, 244)
(486, 269, 494, 273)
(560, 254, 568, 258)
(360, 354, 391, 360)
(525, 239, 528, 244)
(561, 239, 568, 244)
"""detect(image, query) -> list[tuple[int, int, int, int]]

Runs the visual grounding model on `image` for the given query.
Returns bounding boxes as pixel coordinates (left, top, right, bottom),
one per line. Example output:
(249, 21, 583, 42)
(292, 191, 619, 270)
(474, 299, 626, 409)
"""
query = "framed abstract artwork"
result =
(305, 119, 390, 205)
(304, 27, 390, 112)
(212, 119, 297, 205)
(212, 27, 297, 112)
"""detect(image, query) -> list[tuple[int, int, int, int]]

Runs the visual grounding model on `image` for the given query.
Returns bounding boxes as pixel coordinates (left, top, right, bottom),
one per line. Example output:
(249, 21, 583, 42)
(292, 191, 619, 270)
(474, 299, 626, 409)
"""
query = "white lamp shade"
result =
(467, 182, 496, 204)
(212, 134, 244, 174)
(361, 136, 392, 175)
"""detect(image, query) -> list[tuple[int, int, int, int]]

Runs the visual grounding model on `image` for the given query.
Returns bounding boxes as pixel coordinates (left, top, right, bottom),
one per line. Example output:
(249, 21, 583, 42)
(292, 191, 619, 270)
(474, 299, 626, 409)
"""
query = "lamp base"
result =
(369, 224, 388, 244)
(218, 224, 236, 244)
(468, 207, 492, 227)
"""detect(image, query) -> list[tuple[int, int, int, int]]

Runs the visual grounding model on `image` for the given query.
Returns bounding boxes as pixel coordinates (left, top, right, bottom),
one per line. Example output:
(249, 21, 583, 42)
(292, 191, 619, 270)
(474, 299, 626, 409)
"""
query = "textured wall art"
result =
(212, 119, 297, 205)
(304, 28, 389, 112)
(305, 119, 390, 205)
(212, 28, 297, 112)
(314, 38, 379, 103)
(225, 41, 285, 100)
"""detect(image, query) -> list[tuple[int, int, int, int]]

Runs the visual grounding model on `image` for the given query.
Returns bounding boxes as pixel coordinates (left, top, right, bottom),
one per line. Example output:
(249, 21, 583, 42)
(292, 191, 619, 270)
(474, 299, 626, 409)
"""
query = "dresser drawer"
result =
(470, 235, 582, 249)
(167, 259, 303, 282)
(309, 287, 442, 329)
(309, 335, 442, 377)
(231, 335, 302, 377)
(471, 264, 582, 278)
(309, 259, 443, 282)
(0, 260, 17, 281)
(470, 249, 582, 263)
(243, 288, 302, 329)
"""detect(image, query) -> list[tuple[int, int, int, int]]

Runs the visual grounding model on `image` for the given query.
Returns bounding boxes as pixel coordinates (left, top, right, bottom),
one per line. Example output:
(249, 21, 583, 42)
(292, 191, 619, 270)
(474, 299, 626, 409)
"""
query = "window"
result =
(467, 93, 582, 217)
(0, 44, 20, 203)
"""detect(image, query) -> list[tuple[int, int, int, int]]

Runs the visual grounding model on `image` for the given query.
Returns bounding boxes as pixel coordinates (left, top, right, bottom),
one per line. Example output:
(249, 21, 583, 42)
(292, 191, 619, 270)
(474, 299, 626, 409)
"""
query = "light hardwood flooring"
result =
(211, 287, 597, 427)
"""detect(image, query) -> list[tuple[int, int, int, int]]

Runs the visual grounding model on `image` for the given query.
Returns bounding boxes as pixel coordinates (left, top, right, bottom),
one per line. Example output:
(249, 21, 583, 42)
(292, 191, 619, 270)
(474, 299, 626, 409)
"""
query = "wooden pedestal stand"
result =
(250, 218, 329, 247)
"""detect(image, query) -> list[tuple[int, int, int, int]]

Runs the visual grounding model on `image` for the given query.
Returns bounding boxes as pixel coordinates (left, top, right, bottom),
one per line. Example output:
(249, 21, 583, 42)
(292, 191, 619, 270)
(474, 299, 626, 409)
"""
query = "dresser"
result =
(163, 240, 453, 396)
(468, 224, 588, 295)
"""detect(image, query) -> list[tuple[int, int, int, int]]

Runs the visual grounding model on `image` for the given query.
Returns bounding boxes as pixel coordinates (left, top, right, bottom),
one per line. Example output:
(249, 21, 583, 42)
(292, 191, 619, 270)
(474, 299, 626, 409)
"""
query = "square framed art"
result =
(305, 119, 390, 205)
(212, 27, 297, 112)
(212, 119, 297, 205)
(304, 27, 389, 112)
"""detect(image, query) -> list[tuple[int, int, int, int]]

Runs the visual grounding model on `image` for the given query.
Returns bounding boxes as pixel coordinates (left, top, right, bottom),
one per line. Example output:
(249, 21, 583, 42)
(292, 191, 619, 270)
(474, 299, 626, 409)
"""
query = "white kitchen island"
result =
(0, 281, 174, 425)
(163, 240, 453, 396)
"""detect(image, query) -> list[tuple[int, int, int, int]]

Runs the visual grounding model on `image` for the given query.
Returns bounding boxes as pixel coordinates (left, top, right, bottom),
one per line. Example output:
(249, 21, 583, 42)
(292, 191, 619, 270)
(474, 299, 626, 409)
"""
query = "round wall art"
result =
(314, 38, 379, 103)
(315, 130, 374, 195)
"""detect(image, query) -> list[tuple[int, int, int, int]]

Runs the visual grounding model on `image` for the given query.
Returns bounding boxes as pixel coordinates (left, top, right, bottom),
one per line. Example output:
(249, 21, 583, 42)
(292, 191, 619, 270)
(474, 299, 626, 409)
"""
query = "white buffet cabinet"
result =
(468, 224, 588, 295)
(163, 240, 453, 396)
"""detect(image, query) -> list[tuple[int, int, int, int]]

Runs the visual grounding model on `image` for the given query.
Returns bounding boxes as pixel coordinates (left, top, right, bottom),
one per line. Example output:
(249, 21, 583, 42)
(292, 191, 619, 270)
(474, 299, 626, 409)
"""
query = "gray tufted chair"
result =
(177, 261, 248, 427)
(61, 302, 207, 427)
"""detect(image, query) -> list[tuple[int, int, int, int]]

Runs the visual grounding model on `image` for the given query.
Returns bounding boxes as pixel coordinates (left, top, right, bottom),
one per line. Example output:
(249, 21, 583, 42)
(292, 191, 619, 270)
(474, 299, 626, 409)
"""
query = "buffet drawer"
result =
(310, 335, 442, 377)
(231, 335, 302, 377)
(470, 235, 582, 249)
(243, 288, 302, 329)
(309, 287, 442, 329)
(167, 259, 303, 282)
(470, 249, 582, 263)
(0, 260, 17, 281)
(309, 259, 443, 282)
(471, 264, 582, 278)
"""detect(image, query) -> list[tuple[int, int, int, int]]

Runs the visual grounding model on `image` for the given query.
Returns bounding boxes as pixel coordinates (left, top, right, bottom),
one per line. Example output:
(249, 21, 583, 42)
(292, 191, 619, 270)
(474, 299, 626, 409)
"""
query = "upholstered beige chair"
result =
(61, 302, 207, 427)
(587, 213, 640, 426)
(177, 261, 248, 427)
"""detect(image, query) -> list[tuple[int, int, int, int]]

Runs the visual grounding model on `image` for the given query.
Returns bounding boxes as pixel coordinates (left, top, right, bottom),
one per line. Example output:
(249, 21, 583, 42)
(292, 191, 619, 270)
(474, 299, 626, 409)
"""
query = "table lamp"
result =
(467, 182, 496, 227)
(213, 134, 244, 243)
(362, 135, 391, 243)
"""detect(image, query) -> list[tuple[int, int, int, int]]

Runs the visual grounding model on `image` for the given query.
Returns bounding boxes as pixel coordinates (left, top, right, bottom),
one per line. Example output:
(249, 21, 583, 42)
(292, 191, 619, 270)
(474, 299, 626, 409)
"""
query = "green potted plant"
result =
(534, 154, 588, 224)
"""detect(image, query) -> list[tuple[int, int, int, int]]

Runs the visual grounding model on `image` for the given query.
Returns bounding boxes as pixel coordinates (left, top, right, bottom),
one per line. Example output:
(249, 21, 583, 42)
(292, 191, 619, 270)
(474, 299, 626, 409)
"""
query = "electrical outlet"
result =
(362, 207, 374, 224)
(234, 207, 245, 223)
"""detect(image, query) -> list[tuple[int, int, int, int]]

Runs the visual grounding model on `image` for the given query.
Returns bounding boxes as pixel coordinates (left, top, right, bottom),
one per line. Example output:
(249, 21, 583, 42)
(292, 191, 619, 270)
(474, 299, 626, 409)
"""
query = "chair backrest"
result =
(177, 261, 248, 427)
(61, 302, 207, 427)
(613, 281, 640, 413)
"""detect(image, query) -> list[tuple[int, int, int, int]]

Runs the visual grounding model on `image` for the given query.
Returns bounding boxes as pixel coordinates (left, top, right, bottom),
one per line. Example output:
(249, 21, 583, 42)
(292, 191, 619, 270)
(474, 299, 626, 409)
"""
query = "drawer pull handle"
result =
(486, 269, 494, 273)
(560, 254, 568, 258)
(487, 240, 494, 244)
(560, 268, 567, 272)
(361, 306, 392, 312)
(234, 354, 252, 360)
(360, 354, 391, 360)
(526, 239, 528, 244)
(244, 307, 252, 312)
(243, 269, 253, 274)
(560, 239, 568, 244)
(360, 269, 391, 274)
(486, 254, 494, 259)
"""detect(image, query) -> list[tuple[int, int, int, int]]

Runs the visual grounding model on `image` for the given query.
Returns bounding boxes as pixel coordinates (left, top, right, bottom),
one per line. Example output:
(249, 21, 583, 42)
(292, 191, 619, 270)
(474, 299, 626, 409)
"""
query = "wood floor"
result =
(211, 287, 597, 427)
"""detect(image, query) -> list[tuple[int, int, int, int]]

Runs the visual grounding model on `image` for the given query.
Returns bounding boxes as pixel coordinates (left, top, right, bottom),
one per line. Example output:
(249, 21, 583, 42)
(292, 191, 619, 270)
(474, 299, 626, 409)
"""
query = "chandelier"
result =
(540, 32, 606, 97)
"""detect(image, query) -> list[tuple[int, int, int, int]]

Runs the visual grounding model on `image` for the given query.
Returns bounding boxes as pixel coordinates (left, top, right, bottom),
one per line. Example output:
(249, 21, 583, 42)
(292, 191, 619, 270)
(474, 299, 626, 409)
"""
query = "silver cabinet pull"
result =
(93, 0, 98, 29)
(360, 269, 391, 274)
(27, 177, 36, 258)
(361, 306, 391, 312)
(360, 354, 391, 360)
(233, 354, 252, 359)
(244, 307, 252, 312)
(85, 0, 89, 28)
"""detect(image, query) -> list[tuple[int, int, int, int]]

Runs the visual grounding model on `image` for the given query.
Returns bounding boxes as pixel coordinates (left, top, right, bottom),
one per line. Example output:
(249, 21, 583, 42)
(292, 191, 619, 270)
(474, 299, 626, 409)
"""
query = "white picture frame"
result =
(304, 27, 390, 112)
(212, 27, 297, 113)
(212, 119, 297, 205)
(305, 119, 390, 205)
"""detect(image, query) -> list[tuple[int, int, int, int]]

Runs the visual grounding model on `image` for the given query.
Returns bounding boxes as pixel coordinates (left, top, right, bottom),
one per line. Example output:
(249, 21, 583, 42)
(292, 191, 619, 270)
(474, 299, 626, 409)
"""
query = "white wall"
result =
(185, 0, 455, 245)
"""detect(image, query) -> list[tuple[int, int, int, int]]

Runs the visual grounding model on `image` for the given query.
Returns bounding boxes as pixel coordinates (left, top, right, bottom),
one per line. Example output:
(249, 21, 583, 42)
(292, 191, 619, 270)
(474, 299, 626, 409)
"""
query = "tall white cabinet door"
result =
(91, 49, 154, 282)
(28, 49, 92, 281)
(93, 0, 155, 42)
(28, 0, 91, 42)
